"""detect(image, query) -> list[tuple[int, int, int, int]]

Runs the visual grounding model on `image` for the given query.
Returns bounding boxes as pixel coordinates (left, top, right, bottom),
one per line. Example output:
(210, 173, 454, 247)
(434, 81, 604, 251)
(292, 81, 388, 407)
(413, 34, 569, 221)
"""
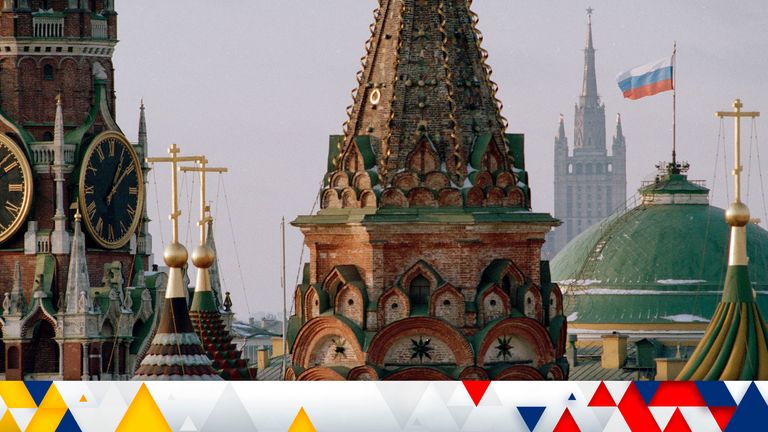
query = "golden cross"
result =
(145, 143, 202, 244)
(716, 99, 760, 203)
(179, 156, 227, 246)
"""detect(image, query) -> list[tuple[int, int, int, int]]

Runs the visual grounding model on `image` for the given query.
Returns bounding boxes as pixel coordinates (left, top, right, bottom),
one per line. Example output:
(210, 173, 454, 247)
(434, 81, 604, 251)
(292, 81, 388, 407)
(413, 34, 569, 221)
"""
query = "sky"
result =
(111, 1, 768, 319)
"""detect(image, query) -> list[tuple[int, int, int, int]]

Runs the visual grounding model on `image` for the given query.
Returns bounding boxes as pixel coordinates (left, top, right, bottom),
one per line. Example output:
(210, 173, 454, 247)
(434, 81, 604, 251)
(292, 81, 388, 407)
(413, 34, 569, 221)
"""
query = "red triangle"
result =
(462, 381, 491, 407)
(588, 382, 617, 407)
(651, 382, 706, 407)
(709, 406, 736, 432)
(663, 408, 692, 432)
(618, 383, 662, 432)
(553, 407, 581, 432)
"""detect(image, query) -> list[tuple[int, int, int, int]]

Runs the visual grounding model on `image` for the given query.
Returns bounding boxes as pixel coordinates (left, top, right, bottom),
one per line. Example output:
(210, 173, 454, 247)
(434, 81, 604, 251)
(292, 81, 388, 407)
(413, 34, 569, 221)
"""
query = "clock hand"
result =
(105, 164, 133, 205)
(106, 151, 125, 205)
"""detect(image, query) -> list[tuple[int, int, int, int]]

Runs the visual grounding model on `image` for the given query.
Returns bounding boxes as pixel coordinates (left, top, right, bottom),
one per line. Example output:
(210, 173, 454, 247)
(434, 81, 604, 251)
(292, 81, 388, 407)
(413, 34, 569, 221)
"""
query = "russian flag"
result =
(616, 57, 674, 100)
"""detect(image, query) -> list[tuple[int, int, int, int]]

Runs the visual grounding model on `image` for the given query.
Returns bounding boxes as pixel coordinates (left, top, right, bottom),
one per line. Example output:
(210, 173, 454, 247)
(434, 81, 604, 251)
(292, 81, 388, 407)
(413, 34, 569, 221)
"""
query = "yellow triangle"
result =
(79, 395, 88, 403)
(26, 408, 68, 432)
(116, 384, 171, 432)
(38, 385, 67, 409)
(288, 407, 316, 432)
(0, 410, 21, 432)
(0, 382, 36, 408)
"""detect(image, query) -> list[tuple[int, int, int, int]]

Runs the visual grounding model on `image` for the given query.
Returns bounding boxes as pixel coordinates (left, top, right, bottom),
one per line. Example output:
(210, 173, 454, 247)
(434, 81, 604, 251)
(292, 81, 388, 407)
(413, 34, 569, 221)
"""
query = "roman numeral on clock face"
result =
(8, 184, 23, 192)
(86, 201, 97, 219)
(5, 200, 20, 216)
(4, 161, 18, 173)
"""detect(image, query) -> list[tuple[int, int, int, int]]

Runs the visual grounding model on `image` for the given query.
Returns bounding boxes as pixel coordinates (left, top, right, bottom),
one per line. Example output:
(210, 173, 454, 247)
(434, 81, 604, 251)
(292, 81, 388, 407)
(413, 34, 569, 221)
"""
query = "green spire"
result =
(677, 99, 768, 381)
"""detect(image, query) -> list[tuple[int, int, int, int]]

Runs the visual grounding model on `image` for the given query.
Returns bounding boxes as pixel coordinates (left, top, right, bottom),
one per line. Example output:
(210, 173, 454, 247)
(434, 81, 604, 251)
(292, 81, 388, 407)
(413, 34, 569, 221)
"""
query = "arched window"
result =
(43, 64, 54, 81)
(409, 275, 430, 307)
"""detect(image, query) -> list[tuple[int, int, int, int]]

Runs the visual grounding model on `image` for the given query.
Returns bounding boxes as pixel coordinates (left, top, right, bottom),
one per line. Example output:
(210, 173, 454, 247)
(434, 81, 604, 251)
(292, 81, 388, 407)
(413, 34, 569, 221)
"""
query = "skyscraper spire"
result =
(615, 113, 623, 139)
(580, 7, 599, 105)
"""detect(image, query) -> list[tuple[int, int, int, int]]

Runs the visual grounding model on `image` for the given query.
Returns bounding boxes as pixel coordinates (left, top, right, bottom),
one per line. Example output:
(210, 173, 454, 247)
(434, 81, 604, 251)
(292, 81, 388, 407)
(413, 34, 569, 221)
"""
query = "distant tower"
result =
(545, 9, 627, 258)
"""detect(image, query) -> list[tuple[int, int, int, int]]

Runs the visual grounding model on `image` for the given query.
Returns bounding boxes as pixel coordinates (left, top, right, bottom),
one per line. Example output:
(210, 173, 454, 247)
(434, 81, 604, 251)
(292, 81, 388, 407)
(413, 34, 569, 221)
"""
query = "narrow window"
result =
(409, 275, 430, 306)
(43, 64, 54, 81)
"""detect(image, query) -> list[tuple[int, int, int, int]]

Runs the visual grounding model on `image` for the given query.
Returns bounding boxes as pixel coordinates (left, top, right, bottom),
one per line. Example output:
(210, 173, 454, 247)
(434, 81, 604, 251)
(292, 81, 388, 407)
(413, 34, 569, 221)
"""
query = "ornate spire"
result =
(322, 0, 528, 210)
(580, 8, 599, 105)
(51, 94, 70, 254)
(615, 114, 623, 140)
(138, 99, 147, 156)
(64, 211, 91, 314)
(9, 261, 25, 315)
(205, 219, 224, 309)
(557, 114, 566, 141)
(677, 99, 767, 380)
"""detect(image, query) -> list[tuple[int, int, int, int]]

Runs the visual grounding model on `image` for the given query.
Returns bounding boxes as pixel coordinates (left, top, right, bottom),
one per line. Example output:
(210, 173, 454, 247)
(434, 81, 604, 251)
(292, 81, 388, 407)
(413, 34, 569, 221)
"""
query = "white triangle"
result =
(603, 382, 631, 405)
(680, 407, 721, 432)
(150, 382, 226, 431)
(649, 406, 676, 430)
(407, 385, 458, 431)
(755, 382, 768, 404)
(375, 381, 430, 428)
(115, 381, 142, 406)
(481, 386, 502, 407)
(8, 408, 36, 431)
(447, 384, 473, 407)
(724, 381, 752, 405)
(431, 381, 461, 405)
(603, 408, 631, 432)
(576, 382, 601, 402)
(180, 416, 197, 431)
(447, 405, 473, 429)
(590, 407, 616, 430)
(203, 384, 256, 431)
(69, 383, 129, 432)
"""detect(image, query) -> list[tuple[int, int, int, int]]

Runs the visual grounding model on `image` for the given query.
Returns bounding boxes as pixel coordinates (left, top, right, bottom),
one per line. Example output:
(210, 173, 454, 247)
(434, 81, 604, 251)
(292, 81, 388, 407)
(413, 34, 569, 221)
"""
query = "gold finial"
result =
(74, 206, 82, 223)
(56, 93, 61, 104)
(716, 99, 760, 266)
(145, 143, 200, 244)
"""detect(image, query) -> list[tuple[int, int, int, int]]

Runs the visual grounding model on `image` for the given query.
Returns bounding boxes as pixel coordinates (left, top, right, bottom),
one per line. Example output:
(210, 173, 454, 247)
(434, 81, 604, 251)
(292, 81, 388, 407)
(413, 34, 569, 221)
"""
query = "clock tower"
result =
(0, 1, 159, 380)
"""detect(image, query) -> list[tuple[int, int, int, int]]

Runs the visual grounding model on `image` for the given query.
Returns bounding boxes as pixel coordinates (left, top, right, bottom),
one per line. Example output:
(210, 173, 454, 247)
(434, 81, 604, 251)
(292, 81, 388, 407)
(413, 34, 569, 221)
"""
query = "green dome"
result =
(551, 174, 768, 326)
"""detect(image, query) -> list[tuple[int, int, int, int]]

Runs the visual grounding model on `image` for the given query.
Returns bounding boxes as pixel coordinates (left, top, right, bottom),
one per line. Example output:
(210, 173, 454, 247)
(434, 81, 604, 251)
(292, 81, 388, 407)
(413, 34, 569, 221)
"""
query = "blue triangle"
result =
(25, 381, 53, 406)
(56, 409, 83, 432)
(696, 381, 737, 407)
(517, 406, 546, 432)
(568, 393, 576, 401)
(726, 382, 768, 432)
(633, 381, 661, 405)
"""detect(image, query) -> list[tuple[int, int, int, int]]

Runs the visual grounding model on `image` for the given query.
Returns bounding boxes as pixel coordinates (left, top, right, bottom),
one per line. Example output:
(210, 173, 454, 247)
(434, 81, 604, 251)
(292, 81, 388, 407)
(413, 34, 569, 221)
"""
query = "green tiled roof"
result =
(552, 202, 768, 325)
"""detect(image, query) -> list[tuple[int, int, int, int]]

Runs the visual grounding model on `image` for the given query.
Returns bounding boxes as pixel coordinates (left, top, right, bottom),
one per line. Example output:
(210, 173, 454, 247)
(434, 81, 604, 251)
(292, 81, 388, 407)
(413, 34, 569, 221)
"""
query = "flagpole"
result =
(672, 41, 677, 170)
(281, 217, 287, 379)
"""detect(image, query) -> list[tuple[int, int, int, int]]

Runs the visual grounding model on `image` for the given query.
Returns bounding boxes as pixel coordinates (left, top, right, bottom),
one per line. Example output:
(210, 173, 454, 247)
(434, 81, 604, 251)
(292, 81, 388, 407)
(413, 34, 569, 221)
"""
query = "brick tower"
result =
(288, 0, 568, 381)
(0, 1, 159, 380)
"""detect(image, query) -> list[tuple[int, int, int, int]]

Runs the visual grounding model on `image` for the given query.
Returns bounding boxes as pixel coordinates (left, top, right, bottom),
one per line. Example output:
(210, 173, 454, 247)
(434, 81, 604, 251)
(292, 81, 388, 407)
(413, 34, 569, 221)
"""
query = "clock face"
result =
(0, 135, 33, 244)
(79, 131, 144, 249)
